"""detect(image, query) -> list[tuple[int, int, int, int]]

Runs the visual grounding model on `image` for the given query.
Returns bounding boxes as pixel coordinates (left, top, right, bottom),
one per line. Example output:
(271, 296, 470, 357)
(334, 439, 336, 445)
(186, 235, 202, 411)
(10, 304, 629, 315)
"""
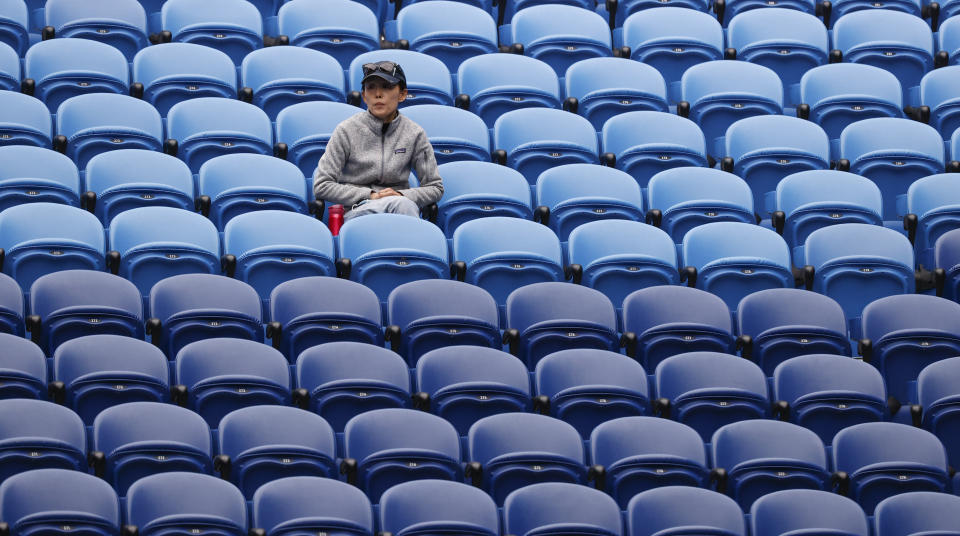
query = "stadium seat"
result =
(0, 399, 86, 482)
(832, 422, 949, 513)
(535, 164, 644, 241)
(0, 146, 80, 211)
(342, 408, 462, 502)
(0, 90, 50, 148)
(726, 9, 828, 108)
(295, 341, 411, 432)
(401, 104, 491, 165)
(935, 228, 960, 300)
(387, 280, 501, 366)
(621, 8, 723, 104)
(804, 224, 915, 329)
(23, 38, 129, 110)
(108, 207, 221, 297)
(160, 0, 262, 64)
(198, 154, 309, 230)
(655, 351, 769, 441)
(498, 0, 594, 27)
(435, 161, 532, 237)
(382, 480, 500, 536)
(0, 203, 105, 292)
(600, 111, 708, 190)
(132, 43, 238, 118)
(275, 101, 360, 179)
(906, 173, 960, 268)
(269, 276, 383, 361)
(751, 489, 869, 536)
(277, 0, 379, 70)
(240, 46, 346, 121)
(393, 1, 498, 73)
(831, 0, 922, 28)
(251, 476, 373, 536)
(646, 167, 755, 244)
(919, 66, 960, 141)
(918, 357, 960, 467)
(681, 222, 793, 311)
(536, 349, 649, 438)
(874, 491, 960, 536)
(415, 346, 529, 435)
(125, 472, 247, 535)
(839, 117, 944, 220)
(0, 333, 43, 399)
(0, 0, 28, 56)
(0, 42, 18, 92)
(590, 416, 709, 508)
(0, 468, 120, 536)
(456, 53, 562, 128)
(28, 270, 143, 355)
(939, 16, 960, 66)
(564, 58, 668, 131)
(219, 407, 337, 498)
(44, 0, 149, 61)
(148, 273, 264, 358)
(0, 273, 20, 336)
(774, 170, 883, 265)
(349, 50, 453, 107)
(55, 93, 164, 169)
(626, 487, 746, 536)
(504, 482, 622, 536)
(506, 5, 612, 77)
(493, 108, 599, 185)
(736, 289, 851, 376)
(723, 116, 830, 217)
(165, 97, 274, 174)
(711, 419, 829, 510)
(466, 413, 586, 504)
(831, 10, 934, 106)
(337, 213, 449, 304)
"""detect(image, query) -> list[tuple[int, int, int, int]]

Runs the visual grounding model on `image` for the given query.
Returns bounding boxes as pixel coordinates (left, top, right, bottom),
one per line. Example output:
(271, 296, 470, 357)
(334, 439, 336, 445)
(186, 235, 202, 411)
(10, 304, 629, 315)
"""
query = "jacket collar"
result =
(360, 109, 403, 136)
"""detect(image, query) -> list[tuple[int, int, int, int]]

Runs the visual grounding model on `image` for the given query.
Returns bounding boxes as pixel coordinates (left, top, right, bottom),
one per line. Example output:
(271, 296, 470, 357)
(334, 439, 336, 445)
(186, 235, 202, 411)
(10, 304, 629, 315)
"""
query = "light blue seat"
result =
(906, 173, 960, 268)
(0, 146, 79, 211)
(126, 472, 247, 536)
(276, 101, 360, 179)
(23, 38, 129, 111)
(751, 490, 869, 536)
(0, 0, 28, 56)
(918, 357, 960, 468)
(716, 0, 816, 26)
(456, 53, 561, 128)
(251, 476, 373, 536)
(0, 333, 42, 397)
(0, 42, 18, 92)
(0, 273, 21, 337)
(435, 161, 532, 238)
(564, 58, 668, 132)
(919, 66, 960, 141)
(394, 1, 498, 73)
(132, 43, 238, 118)
(241, 47, 346, 121)
(493, 108, 598, 185)
(0, 90, 51, 148)
(402, 104, 490, 165)
(831, 0, 921, 24)
(939, 16, 960, 67)
(0, 469, 120, 536)
(507, 5, 612, 78)
(44, 0, 148, 61)
(349, 50, 453, 107)
(166, 97, 273, 174)
(612, 0, 711, 28)
(56, 93, 163, 170)
(935, 228, 960, 300)
(626, 487, 746, 536)
(503, 483, 622, 536)
(647, 168, 755, 245)
(278, 0, 379, 70)
(160, 0, 263, 64)
(874, 492, 960, 536)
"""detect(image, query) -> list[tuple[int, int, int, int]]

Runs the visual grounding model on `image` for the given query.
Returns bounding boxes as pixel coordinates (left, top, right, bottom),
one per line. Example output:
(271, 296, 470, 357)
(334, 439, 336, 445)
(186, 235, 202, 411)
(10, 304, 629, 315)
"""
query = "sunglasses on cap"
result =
(362, 61, 401, 78)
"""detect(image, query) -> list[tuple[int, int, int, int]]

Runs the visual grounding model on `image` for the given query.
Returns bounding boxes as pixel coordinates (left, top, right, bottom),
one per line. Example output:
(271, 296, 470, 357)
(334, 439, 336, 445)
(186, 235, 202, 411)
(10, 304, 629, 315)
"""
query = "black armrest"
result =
(266, 321, 282, 350)
(221, 254, 236, 278)
(857, 338, 872, 364)
(565, 264, 582, 284)
(214, 454, 231, 480)
(503, 328, 519, 356)
(736, 334, 753, 361)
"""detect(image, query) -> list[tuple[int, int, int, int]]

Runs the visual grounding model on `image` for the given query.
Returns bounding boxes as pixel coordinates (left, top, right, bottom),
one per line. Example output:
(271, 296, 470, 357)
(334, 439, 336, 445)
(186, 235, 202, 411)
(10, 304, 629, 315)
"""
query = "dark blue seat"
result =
(44, 0, 148, 61)
(125, 472, 247, 536)
(55, 93, 163, 170)
(275, 101, 361, 179)
(906, 173, 960, 269)
(401, 104, 490, 165)
(435, 161, 532, 238)
(935, 228, 960, 301)
(23, 38, 129, 111)
(251, 476, 374, 536)
(874, 491, 960, 536)
(626, 487, 746, 536)
(165, 97, 273, 174)
(349, 50, 453, 107)
(0, 468, 119, 536)
(393, 1, 498, 73)
(750, 489, 869, 536)
(0, 146, 79, 213)
(132, 42, 238, 117)
(0, 333, 44, 399)
(506, 5, 612, 77)
(0, 273, 20, 337)
(0, 399, 86, 483)
(160, 0, 262, 64)
(0, 0, 28, 56)
(918, 357, 960, 468)
(0, 91, 50, 148)
(565, 58, 668, 132)
(240, 46, 346, 121)
(456, 54, 561, 128)
(493, 107, 598, 186)
(503, 482, 623, 536)
(646, 167, 755, 244)
(381, 480, 500, 536)
(277, 0, 379, 70)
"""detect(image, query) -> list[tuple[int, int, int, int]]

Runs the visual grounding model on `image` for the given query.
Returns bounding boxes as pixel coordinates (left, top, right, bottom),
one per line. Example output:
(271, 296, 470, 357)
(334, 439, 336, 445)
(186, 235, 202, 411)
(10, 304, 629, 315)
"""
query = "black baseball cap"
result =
(361, 61, 406, 88)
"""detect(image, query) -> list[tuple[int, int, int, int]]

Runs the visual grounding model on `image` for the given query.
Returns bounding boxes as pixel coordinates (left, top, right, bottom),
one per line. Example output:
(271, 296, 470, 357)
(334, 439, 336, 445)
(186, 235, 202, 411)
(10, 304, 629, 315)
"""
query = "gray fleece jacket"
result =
(312, 110, 444, 210)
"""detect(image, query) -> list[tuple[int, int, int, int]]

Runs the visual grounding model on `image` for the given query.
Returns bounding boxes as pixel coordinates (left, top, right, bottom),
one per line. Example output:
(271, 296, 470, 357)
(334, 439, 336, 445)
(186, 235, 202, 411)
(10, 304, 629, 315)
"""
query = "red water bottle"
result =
(328, 204, 344, 236)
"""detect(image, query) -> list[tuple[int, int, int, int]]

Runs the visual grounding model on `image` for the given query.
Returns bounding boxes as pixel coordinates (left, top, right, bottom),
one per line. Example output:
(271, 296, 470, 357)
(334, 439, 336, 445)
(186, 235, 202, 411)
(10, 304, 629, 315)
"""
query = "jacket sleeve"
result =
(313, 124, 372, 207)
(402, 129, 444, 208)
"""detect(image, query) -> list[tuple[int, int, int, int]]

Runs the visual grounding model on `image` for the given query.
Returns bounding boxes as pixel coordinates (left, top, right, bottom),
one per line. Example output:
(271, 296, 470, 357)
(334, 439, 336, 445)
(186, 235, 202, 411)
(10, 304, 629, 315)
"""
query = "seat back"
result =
(161, 0, 263, 64)
(504, 482, 622, 536)
(908, 173, 960, 267)
(565, 57, 668, 131)
(166, 97, 273, 173)
(0, 145, 80, 211)
(56, 93, 164, 169)
(381, 480, 500, 536)
(402, 104, 491, 164)
(44, 0, 148, 60)
(0, 0, 28, 55)
(252, 476, 374, 536)
(601, 110, 708, 188)
(799, 64, 903, 143)
(0, 273, 21, 336)
(435, 161, 532, 237)
(536, 163, 644, 241)
(509, 5, 612, 77)
(647, 167, 755, 243)
(494, 107, 599, 185)
(0, 90, 51, 148)
(240, 46, 346, 120)
(0, 468, 119, 536)
(0, 399, 86, 482)
(0, 42, 19, 93)
(0, 333, 44, 398)
(919, 66, 960, 140)
(133, 42, 238, 117)
(278, 0, 379, 69)
(85, 149, 195, 225)
(456, 53, 561, 127)
(126, 472, 247, 534)
(751, 489, 869, 536)
(396, 1, 498, 73)
(874, 491, 960, 536)
(24, 38, 129, 110)
(627, 487, 746, 536)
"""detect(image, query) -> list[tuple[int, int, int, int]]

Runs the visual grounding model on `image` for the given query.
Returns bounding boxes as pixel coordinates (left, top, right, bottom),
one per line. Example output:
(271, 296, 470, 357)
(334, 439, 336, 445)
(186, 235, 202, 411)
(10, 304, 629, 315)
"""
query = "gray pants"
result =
(345, 195, 420, 221)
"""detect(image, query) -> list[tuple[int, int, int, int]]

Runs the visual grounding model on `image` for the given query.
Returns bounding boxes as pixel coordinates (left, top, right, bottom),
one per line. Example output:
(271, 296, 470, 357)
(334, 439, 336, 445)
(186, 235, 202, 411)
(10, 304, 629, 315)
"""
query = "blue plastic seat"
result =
(493, 108, 598, 185)
(219, 407, 336, 498)
(840, 117, 944, 220)
(132, 43, 238, 118)
(435, 161, 532, 237)
(0, 399, 86, 482)
(717, 0, 817, 26)
(456, 54, 561, 128)
(44, 0, 148, 61)
(919, 66, 960, 141)
(198, 154, 309, 230)
(565, 58, 668, 131)
(349, 50, 453, 107)
(388, 280, 500, 366)
(108, 207, 221, 297)
(935, 228, 960, 300)
(601, 111, 708, 190)
(338, 213, 449, 304)
(804, 224, 915, 328)
(277, 0, 379, 70)
(0, 273, 20, 337)
(241, 47, 346, 121)
(655, 351, 769, 441)
(918, 357, 960, 467)
(0, 468, 119, 536)
(681, 222, 793, 311)
(382, 480, 500, 536)
(0, 0, 27, 56)
(906, 173, 960, 268)
(939, 16, 960, 66)
(160, 0, 262, 64)
(833, 422, 949, 514)
(0, 42, 18, 92)
(55, 93, 163, 169)
(507, 5, 612, 77)
(499, 0, 594, 28)
(751, 489, 869, 536)
(535, 164, 644, 241)
(0, 203, 105, 292)
(504, 482, 622, 536)
(647, 168, 755, 244)
(23, 38, 129, 111)
(874, 491, 960, 536)
(622, 8, 723, 104)
(401, 104, 490, 165)
(0, 146, 80, 211)
(251, 476, 373, 536)
(125, 472, 247, 536)
(84, 149, 195, 226)
(774, 170, 883, 265)
(626, 487, 746, 536)
(467, 413, 586, 504)
(0, 90, 50, 148)
(590, 417, 709, 509)
(296, 341, 411, 432)
(832, 10, 933, 106)
(275, 101, 360, 178)
(832, 0, 921, 20)
(0, 333, 43, 399)
(342, 408, 462, 503)
(394, 1, 498, 73)
(166, 97, 274, 174)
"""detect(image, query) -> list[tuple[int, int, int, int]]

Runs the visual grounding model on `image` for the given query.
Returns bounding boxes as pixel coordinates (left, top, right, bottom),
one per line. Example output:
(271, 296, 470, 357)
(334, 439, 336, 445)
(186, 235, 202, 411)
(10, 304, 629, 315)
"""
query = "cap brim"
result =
(361, 72, 402, 86)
